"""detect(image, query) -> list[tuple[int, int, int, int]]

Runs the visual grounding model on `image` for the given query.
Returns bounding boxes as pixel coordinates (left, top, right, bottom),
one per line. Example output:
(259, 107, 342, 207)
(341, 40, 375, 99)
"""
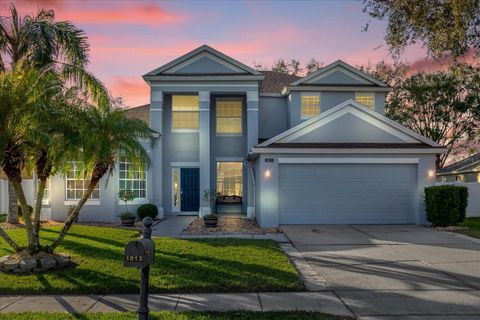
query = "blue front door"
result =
(180, 168, 200, 212)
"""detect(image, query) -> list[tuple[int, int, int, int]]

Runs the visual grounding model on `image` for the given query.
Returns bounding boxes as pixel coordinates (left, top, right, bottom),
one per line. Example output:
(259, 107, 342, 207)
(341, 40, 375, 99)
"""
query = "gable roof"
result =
(438, 153, 480, 174)
(144, 45, 262, 77)
(260, 71, 301, 93)
(256, 99, 443, 150)
(290, 60, 388, 87)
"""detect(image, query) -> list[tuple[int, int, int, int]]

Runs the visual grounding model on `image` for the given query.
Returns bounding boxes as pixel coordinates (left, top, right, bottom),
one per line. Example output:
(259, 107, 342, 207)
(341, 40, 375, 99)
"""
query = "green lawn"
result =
(0, 225, 302, 294)
(0, 311, 350, 320)
(458, 217, 480, 238)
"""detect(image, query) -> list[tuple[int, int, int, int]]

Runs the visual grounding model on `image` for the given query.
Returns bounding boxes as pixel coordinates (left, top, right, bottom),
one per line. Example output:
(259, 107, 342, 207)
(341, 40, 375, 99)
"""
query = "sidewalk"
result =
(0, 292, 352, 316)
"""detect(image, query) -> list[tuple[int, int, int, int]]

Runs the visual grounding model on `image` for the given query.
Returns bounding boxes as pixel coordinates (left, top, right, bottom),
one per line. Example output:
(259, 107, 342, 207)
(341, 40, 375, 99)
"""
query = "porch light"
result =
(264, 169, 271, 179)
(427, 170, 435, 178)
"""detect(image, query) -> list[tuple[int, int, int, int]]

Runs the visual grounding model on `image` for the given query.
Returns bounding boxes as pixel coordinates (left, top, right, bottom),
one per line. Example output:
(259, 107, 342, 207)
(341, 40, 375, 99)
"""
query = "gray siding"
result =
(291, 113, 405, 144)
(307, 69, 366, 85)
(259, 96, 288, 139)
(175, 56, 241, 74)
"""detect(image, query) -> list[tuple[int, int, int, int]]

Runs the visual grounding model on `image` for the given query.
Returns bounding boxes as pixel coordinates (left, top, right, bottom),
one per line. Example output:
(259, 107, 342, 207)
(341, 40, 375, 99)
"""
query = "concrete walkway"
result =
(0, 292, 352, 316)
(151, 216, 195, 237)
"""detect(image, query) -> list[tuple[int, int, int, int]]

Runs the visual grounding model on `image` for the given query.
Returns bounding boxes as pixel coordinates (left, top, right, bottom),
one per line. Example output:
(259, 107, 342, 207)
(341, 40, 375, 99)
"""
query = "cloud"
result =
(7, 1, 186, 26)
(108, 77, 149, 108)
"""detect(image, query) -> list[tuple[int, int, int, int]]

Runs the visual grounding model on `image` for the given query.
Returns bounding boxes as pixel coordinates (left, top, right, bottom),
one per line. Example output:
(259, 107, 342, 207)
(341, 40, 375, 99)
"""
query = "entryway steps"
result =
(0, 292, 352, 316)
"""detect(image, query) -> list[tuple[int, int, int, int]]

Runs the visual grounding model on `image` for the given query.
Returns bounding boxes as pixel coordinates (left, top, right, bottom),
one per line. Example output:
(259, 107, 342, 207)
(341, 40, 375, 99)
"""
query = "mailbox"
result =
(124, 238, 155, 268)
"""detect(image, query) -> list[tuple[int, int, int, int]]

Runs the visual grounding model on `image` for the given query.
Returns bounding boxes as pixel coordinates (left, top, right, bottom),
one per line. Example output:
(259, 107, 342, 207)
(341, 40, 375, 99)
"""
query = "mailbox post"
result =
(124, 217, 155, 320)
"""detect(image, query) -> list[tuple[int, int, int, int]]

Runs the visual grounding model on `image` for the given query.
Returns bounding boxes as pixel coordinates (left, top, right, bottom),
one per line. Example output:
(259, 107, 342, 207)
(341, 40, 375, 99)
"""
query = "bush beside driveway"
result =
(0, 225, 302, 294)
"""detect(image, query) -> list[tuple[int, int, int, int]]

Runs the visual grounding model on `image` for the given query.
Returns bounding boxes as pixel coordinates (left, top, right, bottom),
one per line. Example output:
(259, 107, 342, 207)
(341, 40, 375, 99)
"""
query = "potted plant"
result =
(118, 189, 136, 227)
(203, 214, 218, 228)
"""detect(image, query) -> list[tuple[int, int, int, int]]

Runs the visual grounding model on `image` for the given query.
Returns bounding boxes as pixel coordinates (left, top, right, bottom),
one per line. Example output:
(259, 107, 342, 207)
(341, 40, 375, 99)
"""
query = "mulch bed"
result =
(184, 217, 281, 235)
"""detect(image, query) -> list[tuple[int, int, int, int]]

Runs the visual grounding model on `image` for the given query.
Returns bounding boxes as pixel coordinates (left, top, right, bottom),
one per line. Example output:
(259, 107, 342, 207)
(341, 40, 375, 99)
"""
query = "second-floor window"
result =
(65, 162, 100, 200)
(355, 92, 375, 109)
(172, 95, 199, 131)
(301, 94, 321, 118)
(216, 99, 242, 135)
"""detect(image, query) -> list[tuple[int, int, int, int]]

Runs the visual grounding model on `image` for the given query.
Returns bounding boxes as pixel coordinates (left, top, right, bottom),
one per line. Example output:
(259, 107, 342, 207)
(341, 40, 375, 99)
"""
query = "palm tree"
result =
(0, 4, 112, 254)
(49, 105, 153, 252)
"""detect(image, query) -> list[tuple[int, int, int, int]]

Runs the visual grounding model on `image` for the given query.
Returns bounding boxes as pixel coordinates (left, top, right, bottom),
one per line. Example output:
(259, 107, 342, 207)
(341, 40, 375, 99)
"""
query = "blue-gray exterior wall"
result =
(258, 96, 288, 139)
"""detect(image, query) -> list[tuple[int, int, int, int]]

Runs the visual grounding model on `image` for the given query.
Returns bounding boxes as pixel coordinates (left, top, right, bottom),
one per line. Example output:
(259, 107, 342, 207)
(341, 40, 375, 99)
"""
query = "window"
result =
(172, 95, 199, 130)
(217, 162, 243, 196)
(355, 92, 375, 109)
(119, 155, 146, 199)
(65, 162, 100, 200)
(301, 94, 321, 118)
(216, 99, 242, 134)
(172, 168, 180, 211)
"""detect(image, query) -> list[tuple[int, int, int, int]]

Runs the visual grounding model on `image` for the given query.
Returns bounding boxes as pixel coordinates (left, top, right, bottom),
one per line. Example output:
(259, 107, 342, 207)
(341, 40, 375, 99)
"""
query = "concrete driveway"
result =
(282, 225, 480, 319)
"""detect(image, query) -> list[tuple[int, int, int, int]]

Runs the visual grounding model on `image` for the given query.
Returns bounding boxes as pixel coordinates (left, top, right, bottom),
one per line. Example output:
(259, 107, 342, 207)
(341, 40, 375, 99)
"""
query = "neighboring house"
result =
(1, 45, 446, 226)
(437, 153, 480, 182)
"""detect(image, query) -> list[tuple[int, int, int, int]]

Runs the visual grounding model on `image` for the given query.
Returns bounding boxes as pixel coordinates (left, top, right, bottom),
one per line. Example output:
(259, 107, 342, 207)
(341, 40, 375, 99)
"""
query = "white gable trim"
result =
(280, 106, 417, 143)
(290, 60, 387, 87)
(305, 66, 370, 85)
(165, 51, 245, 73)
(144, 45, 262, 76)
(278, 158, 420, 164)
(257, 99, 442, 148)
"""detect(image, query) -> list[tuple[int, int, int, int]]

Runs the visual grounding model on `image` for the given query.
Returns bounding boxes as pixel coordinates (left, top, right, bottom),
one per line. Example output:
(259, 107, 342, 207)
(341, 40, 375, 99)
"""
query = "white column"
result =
(246, 91, 259, 218)
(150, 90, 164, 217)
(199, 91, 211, 217)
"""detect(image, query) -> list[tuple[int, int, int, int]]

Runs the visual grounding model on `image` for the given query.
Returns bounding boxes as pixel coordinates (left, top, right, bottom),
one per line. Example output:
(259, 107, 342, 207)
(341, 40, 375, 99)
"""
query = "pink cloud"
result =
(108, 77, 149, 108)
(7, 1, 185, 26)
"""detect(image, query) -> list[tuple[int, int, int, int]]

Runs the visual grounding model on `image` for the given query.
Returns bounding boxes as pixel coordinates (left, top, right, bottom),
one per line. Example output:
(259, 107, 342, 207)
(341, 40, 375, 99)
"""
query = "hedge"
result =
(425, 185, 469, 226)
(137, 204, 158, 220)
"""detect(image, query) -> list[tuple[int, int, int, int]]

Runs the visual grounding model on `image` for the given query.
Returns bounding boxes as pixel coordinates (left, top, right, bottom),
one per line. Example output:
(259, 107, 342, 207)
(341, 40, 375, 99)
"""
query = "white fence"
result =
(436, 182, 480, 217)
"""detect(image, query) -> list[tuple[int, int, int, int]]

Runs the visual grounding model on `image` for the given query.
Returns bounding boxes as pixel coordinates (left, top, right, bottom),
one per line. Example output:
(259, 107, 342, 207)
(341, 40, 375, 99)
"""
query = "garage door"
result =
(279, 163, 416, 224)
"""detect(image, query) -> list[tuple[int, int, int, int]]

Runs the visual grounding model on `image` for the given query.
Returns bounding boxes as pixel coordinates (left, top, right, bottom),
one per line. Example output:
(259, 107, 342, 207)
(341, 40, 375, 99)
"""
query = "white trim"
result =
(151, 109, 163, 112)
(251, 147, 447, 154)
(258, 99, 442, 148)
(198, 91, 210, 103)
(150, 83, 259, 87)
(216, 157, 244, 162)
(290, 60, 388, 87)
(306, 66, 370, 85)
(146, 76, 264, 82)
(144, 45, 263, 76)
(171, 129, 199, 133)
(284, 86, 391, 93)
(247, 108, 259, 112)
(278, 158, 420, 164)
(64, 200, 100, 206)
(166, 51, 245, 73)
(260, 93, 283, 97)
(171, 162, 200, 167)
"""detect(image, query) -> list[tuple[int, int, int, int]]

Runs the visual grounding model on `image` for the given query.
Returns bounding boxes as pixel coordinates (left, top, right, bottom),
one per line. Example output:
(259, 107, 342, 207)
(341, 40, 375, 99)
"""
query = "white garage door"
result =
(279, 163, 417, 224)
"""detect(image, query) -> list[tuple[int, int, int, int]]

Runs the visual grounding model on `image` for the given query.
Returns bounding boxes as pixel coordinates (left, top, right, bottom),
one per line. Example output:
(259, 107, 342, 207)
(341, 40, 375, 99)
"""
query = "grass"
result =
(0, 225, 302, 294)
(0, 311, 350, 320)
(458, 217, 480, 238)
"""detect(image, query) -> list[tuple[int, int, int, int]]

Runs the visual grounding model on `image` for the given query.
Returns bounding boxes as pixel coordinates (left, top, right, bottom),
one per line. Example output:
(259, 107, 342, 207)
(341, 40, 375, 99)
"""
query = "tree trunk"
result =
(7, 181, 18, 224)
(10, 180, 35, 253)
(49, 178, 100, 252)
(32, 177, 47, 252)
(0, 226, 21, 252)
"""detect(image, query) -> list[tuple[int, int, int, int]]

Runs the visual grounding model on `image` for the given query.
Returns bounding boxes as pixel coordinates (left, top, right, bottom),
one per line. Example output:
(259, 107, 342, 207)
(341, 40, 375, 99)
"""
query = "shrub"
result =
(18, 204, 33, 217)
(458, 186, 469, 223)
(137, 204, 158, 219)
(425, 185, 468, 226)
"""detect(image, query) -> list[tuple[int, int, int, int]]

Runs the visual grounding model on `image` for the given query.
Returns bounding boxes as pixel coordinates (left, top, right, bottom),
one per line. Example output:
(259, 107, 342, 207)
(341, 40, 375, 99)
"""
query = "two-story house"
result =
(30, 45, 445, 227)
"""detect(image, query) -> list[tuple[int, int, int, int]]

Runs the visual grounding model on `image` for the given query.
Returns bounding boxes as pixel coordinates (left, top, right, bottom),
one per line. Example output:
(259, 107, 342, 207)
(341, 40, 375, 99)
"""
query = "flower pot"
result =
(204, 217, 218, 228)
(121, 217, 136, 227)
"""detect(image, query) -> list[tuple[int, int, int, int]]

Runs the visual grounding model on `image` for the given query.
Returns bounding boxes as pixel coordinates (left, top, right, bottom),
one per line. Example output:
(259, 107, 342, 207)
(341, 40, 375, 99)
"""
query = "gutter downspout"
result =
(249, 162, 256, 219)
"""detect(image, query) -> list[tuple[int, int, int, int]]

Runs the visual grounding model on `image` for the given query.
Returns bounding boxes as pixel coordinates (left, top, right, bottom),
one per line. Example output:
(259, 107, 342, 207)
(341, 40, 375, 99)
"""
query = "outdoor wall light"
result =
(264, 169, 271, 179)
(427, 170, 435, 178)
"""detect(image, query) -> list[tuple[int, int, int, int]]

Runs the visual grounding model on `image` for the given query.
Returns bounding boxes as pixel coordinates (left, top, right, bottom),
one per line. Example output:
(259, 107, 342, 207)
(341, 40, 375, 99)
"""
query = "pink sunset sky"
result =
(2, 0, 455, 108)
